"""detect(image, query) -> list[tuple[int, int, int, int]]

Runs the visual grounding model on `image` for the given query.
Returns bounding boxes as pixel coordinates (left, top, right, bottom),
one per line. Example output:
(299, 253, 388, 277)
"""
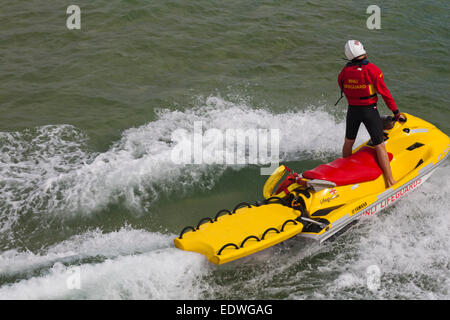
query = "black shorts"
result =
(345, 105, 384, 145)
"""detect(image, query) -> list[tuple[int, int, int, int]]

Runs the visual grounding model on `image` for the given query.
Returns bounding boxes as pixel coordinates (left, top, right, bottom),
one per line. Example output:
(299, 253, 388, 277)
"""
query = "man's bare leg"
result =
(374, 143, 397, 187)
(342, 138, 355, 158)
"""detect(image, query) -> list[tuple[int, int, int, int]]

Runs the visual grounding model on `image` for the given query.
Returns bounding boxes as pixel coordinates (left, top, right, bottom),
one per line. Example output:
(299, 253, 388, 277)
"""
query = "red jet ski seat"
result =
(302, 146, 393, 186)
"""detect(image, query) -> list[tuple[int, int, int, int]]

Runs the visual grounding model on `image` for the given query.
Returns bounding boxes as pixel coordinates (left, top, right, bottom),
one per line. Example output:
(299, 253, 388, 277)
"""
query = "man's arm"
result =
(368, 64, 398, 113)
(338, 68, 344, 89)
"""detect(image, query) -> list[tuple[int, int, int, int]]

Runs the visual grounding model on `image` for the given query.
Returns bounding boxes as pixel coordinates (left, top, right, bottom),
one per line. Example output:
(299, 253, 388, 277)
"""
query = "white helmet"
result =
(344, 40, 366, 60)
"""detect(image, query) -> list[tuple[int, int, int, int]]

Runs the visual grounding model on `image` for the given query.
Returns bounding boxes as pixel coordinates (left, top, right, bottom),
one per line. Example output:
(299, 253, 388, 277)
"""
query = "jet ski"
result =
(174, 113, 450, 264)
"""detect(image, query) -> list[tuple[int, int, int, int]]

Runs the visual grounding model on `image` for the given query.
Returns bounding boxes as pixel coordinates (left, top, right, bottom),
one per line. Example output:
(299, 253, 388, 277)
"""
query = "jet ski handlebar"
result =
(382, 114, 406, 130)
(389, 115, 407, 123)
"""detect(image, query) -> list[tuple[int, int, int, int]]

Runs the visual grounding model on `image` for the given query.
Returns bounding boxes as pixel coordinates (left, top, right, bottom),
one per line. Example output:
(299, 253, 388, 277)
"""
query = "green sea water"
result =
(0, 0, 449, 299)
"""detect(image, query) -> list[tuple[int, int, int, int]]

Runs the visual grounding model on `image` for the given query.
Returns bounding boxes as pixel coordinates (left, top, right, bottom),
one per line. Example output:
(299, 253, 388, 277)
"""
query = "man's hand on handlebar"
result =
(393, 110, 406, 122)
(396, 113, 406, 122)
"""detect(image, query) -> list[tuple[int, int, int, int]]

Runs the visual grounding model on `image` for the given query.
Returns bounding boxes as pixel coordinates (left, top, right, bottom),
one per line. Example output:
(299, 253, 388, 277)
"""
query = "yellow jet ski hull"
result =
(296, 113, 450, 242)
(174, 113, 450, 264)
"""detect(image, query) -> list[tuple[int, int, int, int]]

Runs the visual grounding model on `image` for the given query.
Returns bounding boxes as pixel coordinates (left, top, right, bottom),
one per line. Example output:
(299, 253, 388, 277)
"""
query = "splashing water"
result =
(2, 96, 446, 300)
(0, 96, 356, 235)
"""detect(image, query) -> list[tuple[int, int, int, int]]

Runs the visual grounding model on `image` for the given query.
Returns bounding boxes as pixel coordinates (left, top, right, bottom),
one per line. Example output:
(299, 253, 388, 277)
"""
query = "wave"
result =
(0, 165, 448, 300)
(0, 96, 357, 237)
(0, 227, 208, 299)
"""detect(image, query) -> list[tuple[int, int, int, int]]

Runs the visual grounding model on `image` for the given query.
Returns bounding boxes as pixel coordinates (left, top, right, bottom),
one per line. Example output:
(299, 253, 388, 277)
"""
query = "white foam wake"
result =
(0, 226, 170, 276)
(0, 166, 447, 300)
(0, 227, 209, 299)
(0, 96, 358, 235)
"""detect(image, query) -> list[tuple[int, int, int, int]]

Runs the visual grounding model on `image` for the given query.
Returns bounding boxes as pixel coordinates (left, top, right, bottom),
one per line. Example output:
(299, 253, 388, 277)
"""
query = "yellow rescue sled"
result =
(174, 203, 304, 265)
